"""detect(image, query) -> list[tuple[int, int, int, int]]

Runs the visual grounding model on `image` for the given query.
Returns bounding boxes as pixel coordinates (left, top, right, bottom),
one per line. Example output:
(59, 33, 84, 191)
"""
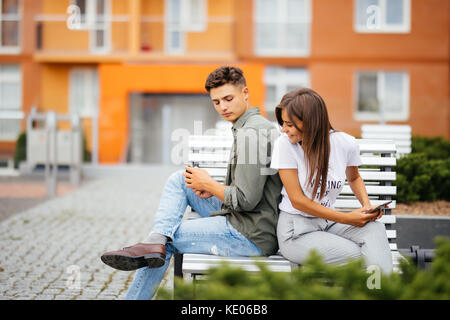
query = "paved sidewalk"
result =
(0, 166, 182, 300)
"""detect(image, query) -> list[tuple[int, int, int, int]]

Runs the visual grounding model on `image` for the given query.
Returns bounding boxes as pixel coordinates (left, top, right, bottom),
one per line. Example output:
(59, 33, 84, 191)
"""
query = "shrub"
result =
(394, 136, 450, 203)
(13, 131, 26, 169)
(395, 154, 450, 202)
(158, 237, 450, 300)
(411, 136, 450, 160)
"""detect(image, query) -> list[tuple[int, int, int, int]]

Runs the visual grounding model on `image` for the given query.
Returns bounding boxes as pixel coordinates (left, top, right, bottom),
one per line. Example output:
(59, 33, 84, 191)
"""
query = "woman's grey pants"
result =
(277, 211, 393, 274)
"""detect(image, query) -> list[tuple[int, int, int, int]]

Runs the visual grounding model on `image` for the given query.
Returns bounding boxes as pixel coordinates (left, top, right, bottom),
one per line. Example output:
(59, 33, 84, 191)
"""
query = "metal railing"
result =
(33, 14, 235, 58)
(34, 14, 130, 55)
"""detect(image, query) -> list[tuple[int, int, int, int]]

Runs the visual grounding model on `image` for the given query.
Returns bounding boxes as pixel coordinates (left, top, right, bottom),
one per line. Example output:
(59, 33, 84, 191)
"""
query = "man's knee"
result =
(168, 170, 184, 185)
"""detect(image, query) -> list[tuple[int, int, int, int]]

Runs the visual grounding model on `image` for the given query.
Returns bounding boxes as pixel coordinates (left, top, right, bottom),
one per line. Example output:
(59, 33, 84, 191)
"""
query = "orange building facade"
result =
(0, 0, 448, 164)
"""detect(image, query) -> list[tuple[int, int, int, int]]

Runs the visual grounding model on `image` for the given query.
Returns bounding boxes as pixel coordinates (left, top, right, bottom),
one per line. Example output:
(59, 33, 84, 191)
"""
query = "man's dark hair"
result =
(205, 66, 247, 92)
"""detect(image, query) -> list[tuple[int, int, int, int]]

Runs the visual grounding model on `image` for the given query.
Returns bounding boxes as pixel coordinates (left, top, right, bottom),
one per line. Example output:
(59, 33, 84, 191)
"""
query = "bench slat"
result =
(361, 124, 412, 133)
(362, 134, 412, 145)
(357, 144, 397, 153)
(189, 153, 397, 167)
(358, 171, 396, 181)
(377, 214, 396, 224)
(189, 152, 230, 162)
(182, 249, 402, 274)
(189, 143, 397, 154)
(203, 168, 396, 182)
(362, 133, 412, 140)
(189, 137, 397, 153)
(359, 156, 396, 167)
(387, 229, 396, 239)
(396, 147, 412, 154)
(341, 185, 397, 196)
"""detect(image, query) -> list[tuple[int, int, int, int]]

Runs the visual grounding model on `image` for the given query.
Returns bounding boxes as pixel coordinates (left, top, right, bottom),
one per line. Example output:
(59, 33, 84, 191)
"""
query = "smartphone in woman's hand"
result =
(366, 200, 393, 213)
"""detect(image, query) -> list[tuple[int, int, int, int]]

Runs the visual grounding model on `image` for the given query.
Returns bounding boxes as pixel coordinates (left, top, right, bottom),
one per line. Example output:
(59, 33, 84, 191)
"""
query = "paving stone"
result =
(0, 167, 178, 300)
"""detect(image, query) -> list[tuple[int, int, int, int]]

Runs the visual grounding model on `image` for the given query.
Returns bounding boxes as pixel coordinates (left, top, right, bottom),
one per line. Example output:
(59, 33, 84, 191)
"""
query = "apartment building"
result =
(0, 0, 448, 164)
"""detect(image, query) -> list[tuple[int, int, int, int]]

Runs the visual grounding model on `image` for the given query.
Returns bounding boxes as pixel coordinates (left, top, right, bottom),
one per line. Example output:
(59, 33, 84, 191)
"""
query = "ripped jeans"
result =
(125, 170, 262, 300)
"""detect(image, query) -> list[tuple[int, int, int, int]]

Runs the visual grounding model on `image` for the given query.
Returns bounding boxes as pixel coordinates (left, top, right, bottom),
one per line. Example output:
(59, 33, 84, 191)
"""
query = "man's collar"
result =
(231, 107, 260, 131)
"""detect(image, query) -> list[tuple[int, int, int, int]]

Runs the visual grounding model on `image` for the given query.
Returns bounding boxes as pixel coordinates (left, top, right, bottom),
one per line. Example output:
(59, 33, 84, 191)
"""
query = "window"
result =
(0, 0, 20, 52)
(0, 64, 21, 140)
(71, 0, 110, 53)
(254, 0, 311, 56)
(264, 67, 310, 121)
(354, 0, 410, 33)
(355, 71, 409, 121)
(165, 0, 207, 54)
(69, 69, 99, 118)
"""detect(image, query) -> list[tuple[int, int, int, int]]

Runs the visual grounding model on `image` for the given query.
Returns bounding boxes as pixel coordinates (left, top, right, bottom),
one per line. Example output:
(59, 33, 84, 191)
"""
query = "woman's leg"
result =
(277, 212, 362, 266)
(325, 220, 393, 274)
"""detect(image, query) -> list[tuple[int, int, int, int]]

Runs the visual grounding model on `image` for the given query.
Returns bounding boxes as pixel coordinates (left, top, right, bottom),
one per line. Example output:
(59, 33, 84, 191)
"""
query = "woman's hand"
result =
(342, 207, 381, 227)
(362, 204, 384, 220)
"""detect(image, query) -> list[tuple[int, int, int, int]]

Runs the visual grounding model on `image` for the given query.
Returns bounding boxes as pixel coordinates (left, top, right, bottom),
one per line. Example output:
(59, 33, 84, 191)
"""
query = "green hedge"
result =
(411, 136, 450, 160)
(395, 136, 450, 203)
(13, 132, 26, 169)
(158, 237, 450, 300)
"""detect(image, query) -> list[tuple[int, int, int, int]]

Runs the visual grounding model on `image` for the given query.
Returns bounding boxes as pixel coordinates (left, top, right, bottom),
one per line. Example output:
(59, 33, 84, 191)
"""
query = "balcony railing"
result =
(34, 14, 130, 60)
(139, 15, 235, 59)
(34, 14, 235, 61)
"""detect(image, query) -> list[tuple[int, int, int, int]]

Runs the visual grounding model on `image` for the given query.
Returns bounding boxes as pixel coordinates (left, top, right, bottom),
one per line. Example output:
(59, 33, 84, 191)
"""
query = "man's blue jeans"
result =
(125, 170, 262, 300)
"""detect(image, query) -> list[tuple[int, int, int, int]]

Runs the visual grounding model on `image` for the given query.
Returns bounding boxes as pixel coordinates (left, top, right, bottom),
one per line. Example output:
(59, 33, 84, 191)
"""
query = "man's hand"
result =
(193, 189, 213, 199)
(183, 166, 214, 193)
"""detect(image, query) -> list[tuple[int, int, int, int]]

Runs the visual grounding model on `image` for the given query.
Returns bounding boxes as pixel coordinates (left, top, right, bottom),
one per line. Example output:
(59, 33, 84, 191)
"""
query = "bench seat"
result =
(175, 136, 403, 280)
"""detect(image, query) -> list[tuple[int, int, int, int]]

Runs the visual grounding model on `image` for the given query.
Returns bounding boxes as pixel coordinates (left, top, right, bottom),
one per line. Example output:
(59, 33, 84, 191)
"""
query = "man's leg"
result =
(125, 250, 174, 300)
(149, 170, 223, 241)
(101, 170, 222, 271)
(125, 215, 262, 300)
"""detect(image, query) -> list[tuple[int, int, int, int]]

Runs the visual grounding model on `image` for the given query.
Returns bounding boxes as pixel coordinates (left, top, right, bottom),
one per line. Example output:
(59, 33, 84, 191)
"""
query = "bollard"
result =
(70, 114, 81, 186)
(45, 111, 57, 197)
(399, 245, 435, 269)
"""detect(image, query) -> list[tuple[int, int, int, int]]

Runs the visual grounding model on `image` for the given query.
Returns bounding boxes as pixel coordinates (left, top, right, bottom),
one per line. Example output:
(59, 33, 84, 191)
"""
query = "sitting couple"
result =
(101, 66, 393, 300)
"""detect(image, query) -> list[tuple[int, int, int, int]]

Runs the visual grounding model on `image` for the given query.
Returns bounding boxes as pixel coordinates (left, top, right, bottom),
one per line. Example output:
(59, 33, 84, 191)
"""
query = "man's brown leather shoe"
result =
(101, 243, 166, 271)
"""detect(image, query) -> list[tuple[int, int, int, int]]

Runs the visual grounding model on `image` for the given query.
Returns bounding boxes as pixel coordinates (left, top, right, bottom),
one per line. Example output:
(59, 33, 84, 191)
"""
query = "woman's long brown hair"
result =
(275, 88, 334, 201)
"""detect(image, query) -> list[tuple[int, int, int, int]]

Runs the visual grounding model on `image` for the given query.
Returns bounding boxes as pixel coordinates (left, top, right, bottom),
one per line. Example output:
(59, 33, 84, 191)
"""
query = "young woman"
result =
(270, 88, 393, 274)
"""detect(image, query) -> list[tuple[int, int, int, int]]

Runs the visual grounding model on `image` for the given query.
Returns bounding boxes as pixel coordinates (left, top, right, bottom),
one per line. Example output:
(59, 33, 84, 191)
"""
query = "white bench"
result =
(173, 135, 403, 281)
(361, 124, 412, 157)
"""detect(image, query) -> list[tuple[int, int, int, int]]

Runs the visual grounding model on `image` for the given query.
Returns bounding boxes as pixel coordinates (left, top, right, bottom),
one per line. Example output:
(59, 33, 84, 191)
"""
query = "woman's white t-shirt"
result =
(270, 131, 362, 217)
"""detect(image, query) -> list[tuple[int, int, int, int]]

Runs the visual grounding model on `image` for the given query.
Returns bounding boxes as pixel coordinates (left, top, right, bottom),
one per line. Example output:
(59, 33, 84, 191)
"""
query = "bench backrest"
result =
(187, 134, 398, 250)
(361, 124, 411, 157)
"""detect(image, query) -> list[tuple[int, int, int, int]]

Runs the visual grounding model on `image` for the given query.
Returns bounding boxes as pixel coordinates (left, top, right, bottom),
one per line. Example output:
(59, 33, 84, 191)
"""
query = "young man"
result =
(101, 66, 282, 299)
